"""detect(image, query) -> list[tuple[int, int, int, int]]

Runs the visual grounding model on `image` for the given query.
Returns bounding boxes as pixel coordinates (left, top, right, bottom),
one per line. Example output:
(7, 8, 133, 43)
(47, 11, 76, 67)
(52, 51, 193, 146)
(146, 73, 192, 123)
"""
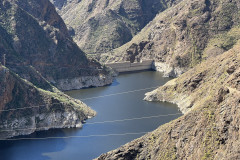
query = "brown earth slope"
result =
(97, 40, 240, 160)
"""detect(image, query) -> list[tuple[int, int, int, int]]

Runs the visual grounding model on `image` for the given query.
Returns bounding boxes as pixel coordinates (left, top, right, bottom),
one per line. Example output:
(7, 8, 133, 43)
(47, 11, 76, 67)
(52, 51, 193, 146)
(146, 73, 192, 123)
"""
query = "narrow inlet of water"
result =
(0, 71, 182, 160)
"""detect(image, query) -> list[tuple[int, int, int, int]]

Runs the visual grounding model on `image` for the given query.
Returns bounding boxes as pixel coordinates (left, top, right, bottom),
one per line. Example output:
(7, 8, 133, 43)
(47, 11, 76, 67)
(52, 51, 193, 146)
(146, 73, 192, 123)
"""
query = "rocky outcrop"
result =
(96, 40, 240, 159)
(0, 0, 114, 91)
(98, 0, 240, 77)
(55, 74, 114, 91)
(0, 65, 95, 139)
(153, 62, 184, 77)
(50, 0, 182, 54)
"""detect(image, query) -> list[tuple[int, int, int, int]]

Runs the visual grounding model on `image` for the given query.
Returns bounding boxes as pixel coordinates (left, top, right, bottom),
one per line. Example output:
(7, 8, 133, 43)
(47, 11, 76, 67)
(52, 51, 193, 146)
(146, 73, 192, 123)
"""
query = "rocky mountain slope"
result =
(0, 0, 115, 139)
(0, 65, 95, 139)
(98, 0, 240, 77)
(97, 38, 240, 160)
(50, 0, 182, 54)
(0, 0, 114, 91)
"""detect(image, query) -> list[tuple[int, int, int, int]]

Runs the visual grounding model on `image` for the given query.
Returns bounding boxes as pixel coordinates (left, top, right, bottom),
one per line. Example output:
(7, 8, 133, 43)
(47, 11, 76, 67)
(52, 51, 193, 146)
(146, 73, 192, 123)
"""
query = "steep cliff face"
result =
(50, 0, 182, 54)
(0, 0, 115, 139)
(0, 65, 95, 139)
(97, 41, 240, 159)
(0, 0, 114, 91)
(99, 0, 240, 77)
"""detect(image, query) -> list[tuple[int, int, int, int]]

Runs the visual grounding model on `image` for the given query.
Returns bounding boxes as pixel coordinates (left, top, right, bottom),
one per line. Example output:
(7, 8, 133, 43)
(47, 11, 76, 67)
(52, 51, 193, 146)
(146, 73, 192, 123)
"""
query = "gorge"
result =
(0, 71, 182, 160)
(0, 0, 240, 159)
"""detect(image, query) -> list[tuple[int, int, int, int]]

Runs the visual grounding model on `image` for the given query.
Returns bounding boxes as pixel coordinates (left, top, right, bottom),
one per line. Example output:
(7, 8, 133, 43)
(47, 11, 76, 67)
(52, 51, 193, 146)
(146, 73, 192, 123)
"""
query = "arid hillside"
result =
(97, 38, 240, 160)
(51, 0, 182, 54)
(99, 0, 240, 77)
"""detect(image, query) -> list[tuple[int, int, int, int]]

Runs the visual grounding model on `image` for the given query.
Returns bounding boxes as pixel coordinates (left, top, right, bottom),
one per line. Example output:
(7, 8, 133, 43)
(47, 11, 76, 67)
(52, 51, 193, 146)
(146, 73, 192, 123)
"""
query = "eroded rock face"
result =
(98, 0, 240, 77)
(96, 40, 240, 160)
(153, 62, 184, 77)
(0, 0, 114, 139)
(0, 65, 95, 139)
(56, 74, 114, 91)
(50, 0, 182, 54)
(0, 0, 114, 91)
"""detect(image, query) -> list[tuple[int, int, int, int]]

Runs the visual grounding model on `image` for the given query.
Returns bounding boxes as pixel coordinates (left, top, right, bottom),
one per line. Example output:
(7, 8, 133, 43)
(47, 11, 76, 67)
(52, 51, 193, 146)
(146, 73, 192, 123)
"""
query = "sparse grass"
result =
(203, 26, 240, 58)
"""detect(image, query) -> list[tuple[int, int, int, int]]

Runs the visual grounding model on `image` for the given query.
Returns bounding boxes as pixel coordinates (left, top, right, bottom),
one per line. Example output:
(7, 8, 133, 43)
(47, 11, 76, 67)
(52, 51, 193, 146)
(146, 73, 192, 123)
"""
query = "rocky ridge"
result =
(97, 40, 240, 159)
(0, 0, 114, 91)
(50, 0, 182, 54)
(0, 0, 114, 139)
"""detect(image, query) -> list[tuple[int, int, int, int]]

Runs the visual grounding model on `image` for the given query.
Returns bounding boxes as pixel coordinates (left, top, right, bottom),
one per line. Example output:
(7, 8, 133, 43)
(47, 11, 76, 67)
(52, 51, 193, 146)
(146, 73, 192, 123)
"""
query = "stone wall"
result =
(105, 60, 153, 73)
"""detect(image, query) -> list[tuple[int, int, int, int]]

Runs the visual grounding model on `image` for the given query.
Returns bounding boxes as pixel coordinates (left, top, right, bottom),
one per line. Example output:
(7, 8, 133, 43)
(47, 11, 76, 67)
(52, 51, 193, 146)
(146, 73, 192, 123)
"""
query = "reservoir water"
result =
(0, 71, 182, 160)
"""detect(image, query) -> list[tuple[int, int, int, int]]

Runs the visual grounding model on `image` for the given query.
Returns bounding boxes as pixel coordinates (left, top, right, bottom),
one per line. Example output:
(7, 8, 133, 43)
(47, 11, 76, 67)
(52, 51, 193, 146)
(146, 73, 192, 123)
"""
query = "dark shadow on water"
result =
(0, 129, 72, 160)
(118, 69, 154, 75)
(0, 71, 182, 160)
(110, 79, 120, 86)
